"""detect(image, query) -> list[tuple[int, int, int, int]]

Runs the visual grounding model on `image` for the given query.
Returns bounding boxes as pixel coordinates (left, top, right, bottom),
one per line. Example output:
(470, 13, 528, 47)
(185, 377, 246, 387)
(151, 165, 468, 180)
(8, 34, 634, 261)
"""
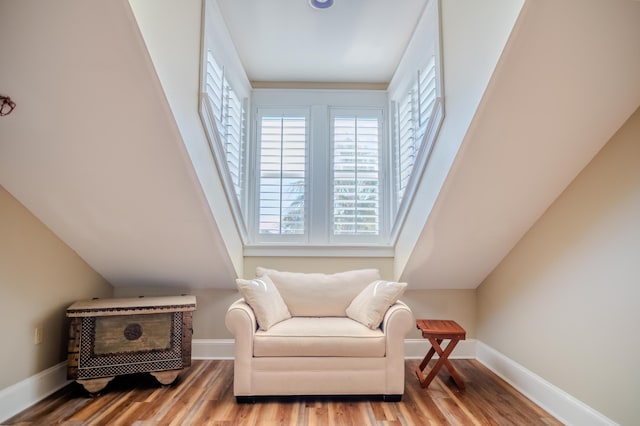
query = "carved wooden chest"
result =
(66, 295, 196, 393)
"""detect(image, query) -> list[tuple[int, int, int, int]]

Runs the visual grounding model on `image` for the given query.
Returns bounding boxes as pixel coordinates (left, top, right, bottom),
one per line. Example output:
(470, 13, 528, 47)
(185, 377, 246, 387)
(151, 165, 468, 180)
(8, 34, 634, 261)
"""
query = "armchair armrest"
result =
(381, 300, 413, 358)
(381, 300, 413, 335)
(226, 297, 257, 330)
(225, 299, 256, 394)
(381, 300, 413, 394)
(225, 298, 257, 356)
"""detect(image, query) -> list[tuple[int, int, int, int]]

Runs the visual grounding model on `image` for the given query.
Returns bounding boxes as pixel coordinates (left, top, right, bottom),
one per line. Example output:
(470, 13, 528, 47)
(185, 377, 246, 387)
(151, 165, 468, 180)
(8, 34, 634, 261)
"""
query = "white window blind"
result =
(205, 51, 224, 123)
(204, 50, 246, 201)
(257, 114, 307, 235)
(332, 114, 381, 236)
(394, 55, 437, 204)
(224, 87, 244, 197)
(417, 56, 437, 142)
(395, 89, 417, 202)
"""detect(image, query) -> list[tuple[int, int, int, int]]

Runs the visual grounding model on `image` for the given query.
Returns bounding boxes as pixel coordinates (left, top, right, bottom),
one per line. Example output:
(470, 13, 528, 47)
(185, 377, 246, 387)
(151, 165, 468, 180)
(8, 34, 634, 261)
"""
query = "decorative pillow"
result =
(235, 275, 291, 331)
(255, 267, 381, 317)
(346, 280, 407, 329)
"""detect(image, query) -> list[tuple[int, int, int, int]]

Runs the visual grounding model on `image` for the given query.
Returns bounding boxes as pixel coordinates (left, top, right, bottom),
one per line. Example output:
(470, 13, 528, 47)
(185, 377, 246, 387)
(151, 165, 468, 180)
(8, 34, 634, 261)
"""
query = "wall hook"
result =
(1, 95, 16, 116)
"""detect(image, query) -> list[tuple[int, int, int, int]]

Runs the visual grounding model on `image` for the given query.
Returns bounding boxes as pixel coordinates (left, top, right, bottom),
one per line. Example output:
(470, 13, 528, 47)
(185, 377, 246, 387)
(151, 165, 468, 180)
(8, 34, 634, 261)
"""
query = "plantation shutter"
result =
(205, 51, 224, 126)
(395, 55, 437, 205)
(204, 50, 246, 202)
(417, 56, 437, 141)
(332, 115, 380, 236)
(395, 88, 417, 202)
(224, 87, 244, 198)
(258, 115, 307, 235)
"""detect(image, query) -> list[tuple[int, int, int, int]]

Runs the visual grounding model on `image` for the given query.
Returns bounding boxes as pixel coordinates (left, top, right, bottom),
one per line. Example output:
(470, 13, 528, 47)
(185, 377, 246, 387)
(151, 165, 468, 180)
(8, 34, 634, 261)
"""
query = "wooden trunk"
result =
(66, 295, 196, 393)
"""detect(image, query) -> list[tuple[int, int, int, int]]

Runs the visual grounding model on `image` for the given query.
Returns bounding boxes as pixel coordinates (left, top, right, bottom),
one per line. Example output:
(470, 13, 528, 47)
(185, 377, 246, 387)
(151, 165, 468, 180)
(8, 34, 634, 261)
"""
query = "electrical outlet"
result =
(34, 326, 43, 345)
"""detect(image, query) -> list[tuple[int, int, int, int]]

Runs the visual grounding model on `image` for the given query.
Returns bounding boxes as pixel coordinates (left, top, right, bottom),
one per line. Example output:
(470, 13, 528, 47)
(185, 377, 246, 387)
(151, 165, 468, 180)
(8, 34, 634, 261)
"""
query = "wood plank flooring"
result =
(3, 360, 561, 425)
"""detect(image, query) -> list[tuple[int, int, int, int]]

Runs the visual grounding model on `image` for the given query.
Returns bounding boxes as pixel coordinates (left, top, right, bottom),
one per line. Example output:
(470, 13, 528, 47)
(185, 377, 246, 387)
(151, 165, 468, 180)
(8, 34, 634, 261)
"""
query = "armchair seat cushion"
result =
(254, 317, 385, 357)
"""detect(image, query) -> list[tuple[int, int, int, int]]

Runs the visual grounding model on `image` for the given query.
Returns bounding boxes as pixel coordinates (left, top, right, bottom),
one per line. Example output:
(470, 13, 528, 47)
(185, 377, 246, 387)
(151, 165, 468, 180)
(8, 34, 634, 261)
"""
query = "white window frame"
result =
(244, 90, 392, 254)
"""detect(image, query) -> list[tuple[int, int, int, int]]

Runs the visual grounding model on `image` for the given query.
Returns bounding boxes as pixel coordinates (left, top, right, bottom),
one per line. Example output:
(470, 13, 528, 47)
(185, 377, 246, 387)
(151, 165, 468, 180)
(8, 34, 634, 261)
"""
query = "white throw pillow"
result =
(346, 280, 407, 329)
(236, 275, 291, 330)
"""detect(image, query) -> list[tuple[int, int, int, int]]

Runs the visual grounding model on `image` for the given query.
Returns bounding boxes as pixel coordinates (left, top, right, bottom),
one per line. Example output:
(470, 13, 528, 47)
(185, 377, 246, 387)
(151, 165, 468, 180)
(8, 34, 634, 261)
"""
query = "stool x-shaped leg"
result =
(414, 319, 466, 390)
(415, 337, 465, 390)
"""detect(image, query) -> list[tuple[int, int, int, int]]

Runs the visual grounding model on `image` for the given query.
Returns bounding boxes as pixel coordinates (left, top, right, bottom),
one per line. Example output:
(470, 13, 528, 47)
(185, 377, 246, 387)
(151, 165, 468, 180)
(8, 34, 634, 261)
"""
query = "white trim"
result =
(243, 244, 394, 257)
(0, 362, 69, 423)
(405, 338, 476, 360)
(191, 338, 476, 361)
(192, 339, 235, 360)
(1, 340, 612, 426)
(476, 341, 617, 426)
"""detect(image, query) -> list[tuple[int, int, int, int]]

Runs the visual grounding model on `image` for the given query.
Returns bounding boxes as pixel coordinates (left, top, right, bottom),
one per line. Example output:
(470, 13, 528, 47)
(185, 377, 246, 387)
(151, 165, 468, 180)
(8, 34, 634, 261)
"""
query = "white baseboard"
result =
(192, 339, 235, 360)
(476, 341, 616, 426)
(404, 338, 476, 360)
(192, 338, 477, 360)
(0, 362, 69, 423)
(1, 340, 613, 426)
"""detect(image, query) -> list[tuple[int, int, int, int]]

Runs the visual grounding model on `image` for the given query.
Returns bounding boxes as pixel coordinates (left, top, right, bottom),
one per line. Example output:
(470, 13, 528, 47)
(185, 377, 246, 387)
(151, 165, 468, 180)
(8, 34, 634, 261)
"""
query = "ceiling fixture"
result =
(309, 0, 334, 10)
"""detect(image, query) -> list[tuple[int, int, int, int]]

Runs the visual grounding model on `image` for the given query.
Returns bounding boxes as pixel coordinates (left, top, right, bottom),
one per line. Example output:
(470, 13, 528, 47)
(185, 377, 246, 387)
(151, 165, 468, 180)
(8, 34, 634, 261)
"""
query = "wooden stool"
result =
(415, 319, 466, 390)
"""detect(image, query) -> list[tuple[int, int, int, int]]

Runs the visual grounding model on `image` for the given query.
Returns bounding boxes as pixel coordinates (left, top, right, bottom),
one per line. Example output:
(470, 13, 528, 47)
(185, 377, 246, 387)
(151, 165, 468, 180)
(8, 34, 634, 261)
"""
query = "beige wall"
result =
(113, 286, 240, 339)
(403, 289, 476, 339)
(114, 288, 476, 340)
(116, 257, 397, 338)
(245, 257, 477, 338)
(0, 186, 112, 390)
(114, 257, 477, 340)
(477, 107, 640, 425)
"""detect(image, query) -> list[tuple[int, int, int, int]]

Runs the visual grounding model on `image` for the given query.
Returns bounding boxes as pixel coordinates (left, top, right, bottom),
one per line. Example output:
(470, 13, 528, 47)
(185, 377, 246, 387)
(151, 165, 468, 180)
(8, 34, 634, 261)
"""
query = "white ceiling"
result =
(216, 0, 428, 84)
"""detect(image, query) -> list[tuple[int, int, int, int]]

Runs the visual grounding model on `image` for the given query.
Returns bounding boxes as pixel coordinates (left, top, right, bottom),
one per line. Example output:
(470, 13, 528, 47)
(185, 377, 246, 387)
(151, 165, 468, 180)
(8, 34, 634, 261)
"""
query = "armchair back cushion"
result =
(255, 267, 381, 317)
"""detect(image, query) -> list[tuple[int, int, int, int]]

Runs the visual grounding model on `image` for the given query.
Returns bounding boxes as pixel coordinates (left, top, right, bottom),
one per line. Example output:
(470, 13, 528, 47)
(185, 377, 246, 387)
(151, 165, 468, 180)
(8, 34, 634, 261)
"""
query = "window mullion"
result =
(279, 117, 284, 235)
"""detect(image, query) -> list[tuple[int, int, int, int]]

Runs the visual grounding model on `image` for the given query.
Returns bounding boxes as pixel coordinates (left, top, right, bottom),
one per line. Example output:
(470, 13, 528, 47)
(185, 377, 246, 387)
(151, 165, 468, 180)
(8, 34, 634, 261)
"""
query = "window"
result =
(331, 113, 381, 238)
(203, 50, 247, 203)
(200, 0, 443, 254)
(249, 98, 388, 249)
(256, 112, 308, 237)
(394, 55, 437, 205)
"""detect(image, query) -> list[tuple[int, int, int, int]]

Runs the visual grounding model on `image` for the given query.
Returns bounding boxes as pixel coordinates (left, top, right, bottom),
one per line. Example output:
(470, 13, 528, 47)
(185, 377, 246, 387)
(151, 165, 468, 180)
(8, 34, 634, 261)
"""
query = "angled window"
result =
(203, 51, 247, 203)
(395, 87, 418, 203)
(394, 56, 438, 205)
(417, 56, 437, 139)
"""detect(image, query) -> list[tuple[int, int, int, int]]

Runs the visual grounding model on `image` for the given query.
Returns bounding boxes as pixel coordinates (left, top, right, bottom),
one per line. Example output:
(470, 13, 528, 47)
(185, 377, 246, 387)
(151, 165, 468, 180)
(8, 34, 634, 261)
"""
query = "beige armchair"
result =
(225, 268, 414, 402)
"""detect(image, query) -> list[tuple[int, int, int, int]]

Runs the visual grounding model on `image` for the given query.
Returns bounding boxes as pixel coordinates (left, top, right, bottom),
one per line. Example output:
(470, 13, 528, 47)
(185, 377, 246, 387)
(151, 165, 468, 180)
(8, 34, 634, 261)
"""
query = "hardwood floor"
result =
(3, 360, 561, 425)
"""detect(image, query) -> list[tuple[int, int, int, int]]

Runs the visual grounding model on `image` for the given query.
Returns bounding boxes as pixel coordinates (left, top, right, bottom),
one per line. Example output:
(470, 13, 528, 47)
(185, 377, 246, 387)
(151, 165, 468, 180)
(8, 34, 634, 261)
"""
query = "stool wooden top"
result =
(416, 319, 466, 340)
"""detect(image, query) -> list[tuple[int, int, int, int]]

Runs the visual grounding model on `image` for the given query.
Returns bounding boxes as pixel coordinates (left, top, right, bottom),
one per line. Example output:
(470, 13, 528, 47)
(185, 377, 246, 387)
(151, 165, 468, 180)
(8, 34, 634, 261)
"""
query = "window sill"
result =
(243, 244, 394, 258)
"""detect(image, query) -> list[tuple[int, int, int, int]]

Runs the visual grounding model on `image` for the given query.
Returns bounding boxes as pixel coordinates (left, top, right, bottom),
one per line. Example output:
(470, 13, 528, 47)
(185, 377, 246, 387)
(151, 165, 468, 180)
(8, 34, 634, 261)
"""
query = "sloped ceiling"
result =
(400, 0, 640, 288)
(0, 0, 236, 288)
(1, 0, 638, 292)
